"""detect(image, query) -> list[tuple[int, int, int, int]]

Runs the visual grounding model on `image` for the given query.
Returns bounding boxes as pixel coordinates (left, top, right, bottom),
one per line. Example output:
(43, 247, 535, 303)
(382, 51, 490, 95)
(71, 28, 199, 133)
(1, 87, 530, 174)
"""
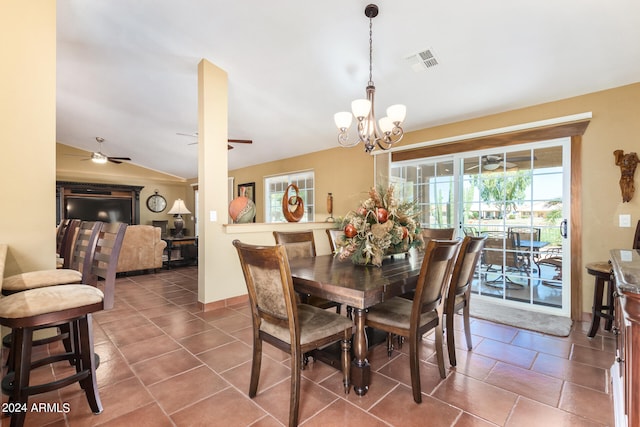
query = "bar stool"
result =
(585, 261, 614, 338)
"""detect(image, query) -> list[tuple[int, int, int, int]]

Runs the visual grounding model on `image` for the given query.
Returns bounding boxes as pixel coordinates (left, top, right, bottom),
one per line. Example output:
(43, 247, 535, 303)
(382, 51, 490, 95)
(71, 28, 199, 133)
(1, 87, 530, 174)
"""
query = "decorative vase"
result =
(229, 187, 256, 223)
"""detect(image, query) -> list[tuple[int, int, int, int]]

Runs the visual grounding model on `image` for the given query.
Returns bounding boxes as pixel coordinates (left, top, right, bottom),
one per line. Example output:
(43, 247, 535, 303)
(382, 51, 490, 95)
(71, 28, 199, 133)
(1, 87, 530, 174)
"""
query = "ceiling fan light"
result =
(91, 153, 107, 164)
(334, 111, 353, 129)
(386, 104, 406, 124)
(483, 163, 500, 171)
(351, 99, 371, 119)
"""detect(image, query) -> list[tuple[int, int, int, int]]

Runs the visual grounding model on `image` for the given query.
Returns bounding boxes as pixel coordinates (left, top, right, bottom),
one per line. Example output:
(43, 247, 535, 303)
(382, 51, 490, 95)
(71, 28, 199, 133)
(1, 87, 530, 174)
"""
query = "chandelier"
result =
(334, 4, 406, 153)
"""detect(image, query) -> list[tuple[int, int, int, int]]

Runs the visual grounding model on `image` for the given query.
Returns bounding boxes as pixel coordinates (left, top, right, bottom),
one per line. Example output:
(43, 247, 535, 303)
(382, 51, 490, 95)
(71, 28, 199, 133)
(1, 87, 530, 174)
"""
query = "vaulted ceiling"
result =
(56, 1, 640, 179)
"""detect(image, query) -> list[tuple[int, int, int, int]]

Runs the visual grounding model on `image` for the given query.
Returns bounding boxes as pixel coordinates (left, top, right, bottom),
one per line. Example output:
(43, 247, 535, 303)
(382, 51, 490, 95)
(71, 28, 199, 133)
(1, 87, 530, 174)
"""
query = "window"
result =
(265, 171, 314, 223)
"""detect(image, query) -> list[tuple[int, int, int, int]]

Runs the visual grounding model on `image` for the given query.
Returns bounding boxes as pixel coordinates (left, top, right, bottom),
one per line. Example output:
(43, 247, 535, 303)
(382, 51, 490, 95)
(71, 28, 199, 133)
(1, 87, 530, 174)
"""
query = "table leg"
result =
(351, 308, 370, 396)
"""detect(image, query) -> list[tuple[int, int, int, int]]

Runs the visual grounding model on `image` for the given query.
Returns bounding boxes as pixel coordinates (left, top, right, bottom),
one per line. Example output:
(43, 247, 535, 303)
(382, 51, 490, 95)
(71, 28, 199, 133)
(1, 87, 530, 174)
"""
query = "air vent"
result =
(405, 49, 439, 72)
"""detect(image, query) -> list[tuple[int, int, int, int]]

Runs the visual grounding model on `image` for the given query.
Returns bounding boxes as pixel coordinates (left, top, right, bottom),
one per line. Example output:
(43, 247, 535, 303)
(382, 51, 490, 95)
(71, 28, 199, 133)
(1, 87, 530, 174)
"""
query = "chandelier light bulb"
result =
(351, 99, 372, 119)
(334, 112, 353, 129)
(386, 104, 406, 124)
(379, 116, 393, 133)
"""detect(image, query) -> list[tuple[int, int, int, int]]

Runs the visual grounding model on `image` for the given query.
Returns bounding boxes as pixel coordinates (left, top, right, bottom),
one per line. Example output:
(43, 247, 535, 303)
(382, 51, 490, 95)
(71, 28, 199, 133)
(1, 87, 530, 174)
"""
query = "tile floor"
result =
(1, 266, 615, 426)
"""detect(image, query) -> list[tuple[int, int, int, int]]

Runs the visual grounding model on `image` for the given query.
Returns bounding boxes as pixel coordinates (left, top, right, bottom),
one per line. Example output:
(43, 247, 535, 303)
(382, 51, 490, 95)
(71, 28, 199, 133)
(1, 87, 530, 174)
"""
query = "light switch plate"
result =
(210, 210, 217, 222)
(619, 214, 631, 227)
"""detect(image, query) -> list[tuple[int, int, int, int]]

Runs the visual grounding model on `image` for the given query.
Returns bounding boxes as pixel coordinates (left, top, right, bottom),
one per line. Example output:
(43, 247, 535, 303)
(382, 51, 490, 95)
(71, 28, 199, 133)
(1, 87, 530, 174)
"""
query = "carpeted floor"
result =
(469, 297, 573, 336)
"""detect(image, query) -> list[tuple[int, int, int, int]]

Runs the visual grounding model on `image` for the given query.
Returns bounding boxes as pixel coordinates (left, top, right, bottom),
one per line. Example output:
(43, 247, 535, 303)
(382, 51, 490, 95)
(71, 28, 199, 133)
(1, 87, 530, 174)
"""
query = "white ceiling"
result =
(56, 1, 640, 179)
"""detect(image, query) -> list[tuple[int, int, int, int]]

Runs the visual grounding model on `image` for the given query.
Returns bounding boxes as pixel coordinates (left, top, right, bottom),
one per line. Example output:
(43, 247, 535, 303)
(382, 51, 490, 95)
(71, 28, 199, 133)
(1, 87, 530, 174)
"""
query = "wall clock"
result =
(146, 191, 167, 213)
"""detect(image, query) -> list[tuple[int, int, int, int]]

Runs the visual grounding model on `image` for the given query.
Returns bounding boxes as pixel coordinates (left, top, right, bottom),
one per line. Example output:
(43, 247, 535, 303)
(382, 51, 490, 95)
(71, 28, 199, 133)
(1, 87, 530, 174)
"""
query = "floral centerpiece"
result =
(336, 185, 423, 267)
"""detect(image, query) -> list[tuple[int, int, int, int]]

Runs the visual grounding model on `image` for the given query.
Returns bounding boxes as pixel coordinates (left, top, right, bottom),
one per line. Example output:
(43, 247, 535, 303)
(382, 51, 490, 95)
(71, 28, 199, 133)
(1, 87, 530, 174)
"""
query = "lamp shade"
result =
(334, 111, 353, 129)
(167, 199, 191, 215)
(351, 99, 372, 119)
(386, 104, 406, 124)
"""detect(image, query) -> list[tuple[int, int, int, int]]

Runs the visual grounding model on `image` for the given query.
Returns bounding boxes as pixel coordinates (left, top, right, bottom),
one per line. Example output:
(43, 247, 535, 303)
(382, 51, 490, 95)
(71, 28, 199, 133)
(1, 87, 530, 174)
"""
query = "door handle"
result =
(561, 219, 568, 238)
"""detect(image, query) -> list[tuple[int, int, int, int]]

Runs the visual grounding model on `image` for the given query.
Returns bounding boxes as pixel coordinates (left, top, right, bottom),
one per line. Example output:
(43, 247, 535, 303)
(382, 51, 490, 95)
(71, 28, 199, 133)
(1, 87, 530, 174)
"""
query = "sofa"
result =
(116, 225, 167, 274)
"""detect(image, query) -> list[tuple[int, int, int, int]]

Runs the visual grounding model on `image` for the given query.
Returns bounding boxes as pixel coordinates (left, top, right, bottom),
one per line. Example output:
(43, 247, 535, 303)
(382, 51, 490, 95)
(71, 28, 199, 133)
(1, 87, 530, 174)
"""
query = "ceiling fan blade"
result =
(108, 159, 123, 164)
(227, 145, 234, 150)
(227, 139, 253, 144)
(107, 157, 131, 161)
(504, 161, 517, 169)
(466, 164, 480, 171)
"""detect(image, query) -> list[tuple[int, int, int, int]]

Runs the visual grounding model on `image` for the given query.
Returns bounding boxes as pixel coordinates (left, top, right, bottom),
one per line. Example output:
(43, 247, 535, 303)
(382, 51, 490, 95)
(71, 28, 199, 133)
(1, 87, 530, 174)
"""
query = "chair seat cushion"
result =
(0, 284, 103, 319)
(366, 296, 437, 330)
(260, 304, 353, 346)
(3, 269, 83, 292)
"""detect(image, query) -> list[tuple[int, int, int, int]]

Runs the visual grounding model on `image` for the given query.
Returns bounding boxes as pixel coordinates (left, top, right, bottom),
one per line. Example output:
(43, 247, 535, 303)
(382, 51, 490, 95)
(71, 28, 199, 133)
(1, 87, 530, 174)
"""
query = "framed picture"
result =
(238, 182, 255, 203)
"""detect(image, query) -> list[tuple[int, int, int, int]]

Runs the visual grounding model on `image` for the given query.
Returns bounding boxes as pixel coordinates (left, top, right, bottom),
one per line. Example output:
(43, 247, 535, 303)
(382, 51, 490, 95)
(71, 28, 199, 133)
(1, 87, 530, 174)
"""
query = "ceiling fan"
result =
(177, 132, 253, 150)
(66, 137, 132, 164)
(467, 155, 535, 171)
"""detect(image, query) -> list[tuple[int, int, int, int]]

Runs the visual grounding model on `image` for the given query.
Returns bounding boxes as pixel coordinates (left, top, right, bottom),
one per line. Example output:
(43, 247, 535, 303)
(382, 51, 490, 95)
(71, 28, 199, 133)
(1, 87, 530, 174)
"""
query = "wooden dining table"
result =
(288, 250, 424, 396)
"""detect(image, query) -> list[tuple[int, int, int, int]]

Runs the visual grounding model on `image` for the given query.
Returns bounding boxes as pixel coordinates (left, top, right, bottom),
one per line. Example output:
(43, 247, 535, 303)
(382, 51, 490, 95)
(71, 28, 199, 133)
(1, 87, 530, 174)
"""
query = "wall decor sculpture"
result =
(614, 150, 639, 202)
(282, 184, 304, 222)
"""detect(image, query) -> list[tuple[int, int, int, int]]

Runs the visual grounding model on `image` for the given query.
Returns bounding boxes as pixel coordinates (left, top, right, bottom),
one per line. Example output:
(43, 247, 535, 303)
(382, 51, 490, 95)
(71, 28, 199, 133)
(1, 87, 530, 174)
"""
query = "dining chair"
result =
(365, 239, 461, 403)
(273, 230, 342, 314)
(0, 221, 126, 427)
(55, 219, 71, 265)
(421, 227, 456, 244)
(445, 236, 486, 366)
(232, 240, 353, 427)
(326, 228, 345, 255)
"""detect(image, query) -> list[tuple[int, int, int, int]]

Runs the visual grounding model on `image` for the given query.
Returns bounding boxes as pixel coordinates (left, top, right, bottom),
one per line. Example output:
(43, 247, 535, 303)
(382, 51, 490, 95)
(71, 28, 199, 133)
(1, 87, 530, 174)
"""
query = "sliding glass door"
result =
(391, 138, 570, 315)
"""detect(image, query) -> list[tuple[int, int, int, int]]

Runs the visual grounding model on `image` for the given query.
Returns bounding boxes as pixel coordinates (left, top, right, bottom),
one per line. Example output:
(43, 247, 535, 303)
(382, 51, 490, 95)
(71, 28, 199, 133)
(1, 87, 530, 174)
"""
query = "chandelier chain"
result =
(368, 16, 374, 86)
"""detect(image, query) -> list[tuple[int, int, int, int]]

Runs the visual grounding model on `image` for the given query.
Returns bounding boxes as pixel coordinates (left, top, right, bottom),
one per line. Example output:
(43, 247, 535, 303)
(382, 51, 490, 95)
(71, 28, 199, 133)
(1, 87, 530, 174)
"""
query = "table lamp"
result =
(168, 199, 191, 238)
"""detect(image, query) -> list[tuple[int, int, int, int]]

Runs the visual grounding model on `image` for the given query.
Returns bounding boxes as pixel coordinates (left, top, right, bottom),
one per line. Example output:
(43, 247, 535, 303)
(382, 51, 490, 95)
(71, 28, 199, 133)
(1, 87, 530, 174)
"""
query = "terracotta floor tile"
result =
(570, 344, 616, 370)
(171, 388, 266, 426)
(473, 338, 537, 369)
(95, 403, 173, 427)
(147, 365, 229, 414)
(532, 352, 608, 392)
(507, 397, 604, 427)
(178, 328, 236, 355)
(5, 266, 615, 427)
(130, 348, 202, 386)
(432, 372, 518, 425)
(511, 330, 572, 358)
(118, 333, 181, 364)
(370, 384, 461, 427)
(197, 339, 253, 373)
(558, 381, 614, 426)
(484, 362, 563, 407)
(303, 398, 389, 426)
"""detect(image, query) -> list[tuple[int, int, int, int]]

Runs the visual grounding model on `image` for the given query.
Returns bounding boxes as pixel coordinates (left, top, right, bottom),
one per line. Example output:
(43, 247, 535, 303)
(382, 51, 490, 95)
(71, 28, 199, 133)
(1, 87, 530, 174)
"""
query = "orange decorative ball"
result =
(344, 223, 357, 238)
(376, 208, 388, 223)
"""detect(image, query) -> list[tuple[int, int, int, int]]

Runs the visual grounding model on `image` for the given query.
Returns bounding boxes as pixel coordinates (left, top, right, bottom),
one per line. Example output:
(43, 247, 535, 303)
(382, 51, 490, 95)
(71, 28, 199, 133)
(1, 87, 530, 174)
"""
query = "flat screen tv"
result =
(65, 197, 133, 224)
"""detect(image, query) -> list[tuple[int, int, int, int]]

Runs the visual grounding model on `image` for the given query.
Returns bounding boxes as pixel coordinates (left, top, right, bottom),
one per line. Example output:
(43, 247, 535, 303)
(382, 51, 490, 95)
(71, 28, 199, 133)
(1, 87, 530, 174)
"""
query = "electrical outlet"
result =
(619, 214, 631, 227)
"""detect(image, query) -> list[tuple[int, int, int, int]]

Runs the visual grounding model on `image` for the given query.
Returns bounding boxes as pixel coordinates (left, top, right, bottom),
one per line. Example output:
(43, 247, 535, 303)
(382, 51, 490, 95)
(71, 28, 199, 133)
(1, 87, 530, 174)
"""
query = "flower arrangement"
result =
(336, 185, 423, 266)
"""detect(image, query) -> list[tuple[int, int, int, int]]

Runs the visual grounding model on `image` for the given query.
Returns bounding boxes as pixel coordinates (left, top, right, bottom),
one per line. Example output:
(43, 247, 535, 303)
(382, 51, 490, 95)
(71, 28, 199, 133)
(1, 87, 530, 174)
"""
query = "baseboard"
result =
(198, 294, 248, 312)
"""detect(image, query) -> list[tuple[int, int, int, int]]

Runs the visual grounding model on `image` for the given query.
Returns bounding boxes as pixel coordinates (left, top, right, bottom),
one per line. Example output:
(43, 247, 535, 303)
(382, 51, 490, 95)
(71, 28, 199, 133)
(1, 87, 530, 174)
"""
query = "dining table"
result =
(288, 250, 424, 396)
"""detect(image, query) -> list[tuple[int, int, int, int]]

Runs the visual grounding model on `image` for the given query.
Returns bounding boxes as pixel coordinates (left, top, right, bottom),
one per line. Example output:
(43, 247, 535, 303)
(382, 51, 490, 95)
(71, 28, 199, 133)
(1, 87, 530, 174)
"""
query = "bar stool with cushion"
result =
(3, 220, 96, 295)
(365, 239, 460, 403)
(0, 222, 126, 427)
(273, 230, 342, 314)
(233, 240, 352, 427)
(445, 235, 486, 366)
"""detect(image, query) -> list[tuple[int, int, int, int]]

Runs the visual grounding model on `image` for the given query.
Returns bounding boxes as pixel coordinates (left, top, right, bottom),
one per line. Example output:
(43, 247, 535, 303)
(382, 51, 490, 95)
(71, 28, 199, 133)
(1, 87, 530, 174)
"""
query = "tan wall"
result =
(56, 144, 196, 234)
(230, 146, 375, 223)
(1, 1, 57, 276)
(230, 83, 640, 314)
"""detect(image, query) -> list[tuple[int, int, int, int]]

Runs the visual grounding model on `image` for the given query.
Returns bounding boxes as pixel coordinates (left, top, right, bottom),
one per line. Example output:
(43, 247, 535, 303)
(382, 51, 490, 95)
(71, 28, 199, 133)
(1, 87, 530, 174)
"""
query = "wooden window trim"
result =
(391, 119, 589, 320)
